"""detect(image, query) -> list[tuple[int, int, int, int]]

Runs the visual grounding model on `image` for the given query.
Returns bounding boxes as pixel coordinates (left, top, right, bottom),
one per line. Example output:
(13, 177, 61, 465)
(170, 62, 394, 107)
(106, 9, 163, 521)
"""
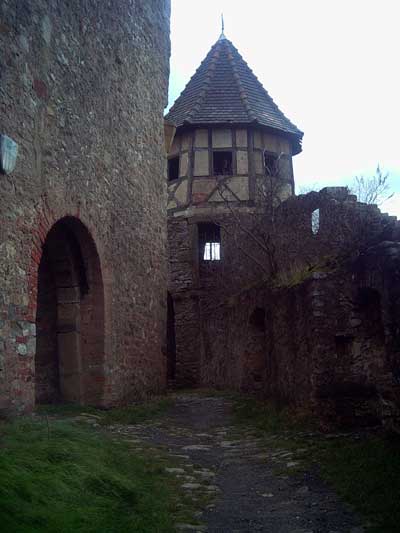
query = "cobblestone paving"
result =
(110, 394, 364, 533)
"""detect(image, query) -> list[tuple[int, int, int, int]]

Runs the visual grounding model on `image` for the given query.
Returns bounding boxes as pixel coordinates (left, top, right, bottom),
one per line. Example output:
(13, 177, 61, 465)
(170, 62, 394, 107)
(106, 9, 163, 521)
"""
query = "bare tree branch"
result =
(351, 165, 393, 206)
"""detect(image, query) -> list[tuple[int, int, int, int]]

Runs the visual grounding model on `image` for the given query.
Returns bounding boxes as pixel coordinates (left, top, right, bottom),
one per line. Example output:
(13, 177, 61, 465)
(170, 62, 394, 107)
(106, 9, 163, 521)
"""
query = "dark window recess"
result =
(166, 292, 176, 380)
(249, 307, 266, 331)
(264, 152, 278, 177)
(356, 288, 384, 340)
(198, 222, 221, 261)
(357, 287, 381, 312)
(168, 157, 179, 181)
(335, 335, 353, 357)
(213, 151, 232, 176)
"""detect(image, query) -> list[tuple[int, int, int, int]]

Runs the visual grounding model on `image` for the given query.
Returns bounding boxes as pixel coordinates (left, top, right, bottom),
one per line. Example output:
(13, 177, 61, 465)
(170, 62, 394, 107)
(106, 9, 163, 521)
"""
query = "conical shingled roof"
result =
(166, 35, 303, 154)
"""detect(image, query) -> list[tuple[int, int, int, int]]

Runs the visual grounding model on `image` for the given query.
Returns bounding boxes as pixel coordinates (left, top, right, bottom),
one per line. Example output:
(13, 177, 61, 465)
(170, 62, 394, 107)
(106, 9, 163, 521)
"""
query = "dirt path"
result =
(111, 393, 364, 533)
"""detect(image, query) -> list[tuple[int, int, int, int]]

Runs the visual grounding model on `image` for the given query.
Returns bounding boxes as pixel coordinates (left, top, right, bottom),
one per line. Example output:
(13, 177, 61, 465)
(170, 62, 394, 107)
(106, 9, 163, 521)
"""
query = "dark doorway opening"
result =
(249, 307, 266, 331)
(241, 307, 267, 392)
(35, 244, 59, 403)
(35, 217, 105, 406)
(167, 292, 176, 382)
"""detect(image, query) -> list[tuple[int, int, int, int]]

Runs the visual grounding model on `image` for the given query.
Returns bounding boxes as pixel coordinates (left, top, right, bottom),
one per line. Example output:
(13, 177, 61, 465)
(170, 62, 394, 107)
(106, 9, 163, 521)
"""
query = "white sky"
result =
(168, 0, 400, 215)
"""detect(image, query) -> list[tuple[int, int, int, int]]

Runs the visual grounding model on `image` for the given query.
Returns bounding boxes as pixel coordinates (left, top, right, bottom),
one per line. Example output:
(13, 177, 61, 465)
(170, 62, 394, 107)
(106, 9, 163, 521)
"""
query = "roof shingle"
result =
(166, 36, 303, 153)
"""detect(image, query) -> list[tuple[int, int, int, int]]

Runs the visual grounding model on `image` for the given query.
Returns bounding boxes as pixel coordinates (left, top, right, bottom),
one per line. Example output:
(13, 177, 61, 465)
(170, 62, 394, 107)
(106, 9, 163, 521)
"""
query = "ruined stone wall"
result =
(169, 213, 271, 298)
(0, 0, 170, 411)
(274, 187, 397, 276)
(167, 218, 200, 385)
(200, 287, 269, 393)
(167, 145, 400, 427)
(200, 283, 315, 407)
(196, 189, 400, 428)
(200, 262, 400, 430)
(168, 212, 273, 386)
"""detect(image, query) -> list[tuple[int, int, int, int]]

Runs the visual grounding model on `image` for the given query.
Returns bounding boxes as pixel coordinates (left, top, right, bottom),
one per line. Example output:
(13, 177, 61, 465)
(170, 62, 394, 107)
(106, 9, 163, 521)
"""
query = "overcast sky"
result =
(168, 0, 400, 215)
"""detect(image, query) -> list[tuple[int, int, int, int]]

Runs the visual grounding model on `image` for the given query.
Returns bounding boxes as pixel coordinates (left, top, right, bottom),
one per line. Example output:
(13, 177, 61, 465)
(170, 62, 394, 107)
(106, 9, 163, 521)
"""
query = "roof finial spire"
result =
(219, 13, 226, 40)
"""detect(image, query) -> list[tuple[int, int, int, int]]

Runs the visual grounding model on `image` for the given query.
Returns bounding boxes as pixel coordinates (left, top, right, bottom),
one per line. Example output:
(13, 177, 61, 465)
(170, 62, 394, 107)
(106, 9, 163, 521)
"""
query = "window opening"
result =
(335, 334, 353, 357)
(213, 151, 232, 176)
(198, 223, 221, 261)
(357, 287, 381, 311)
(168, 156, 179, 181)
(356, 288, 384, 339)
(249, 307, 266, 332)
(264, 152, 278, 177)
(311, 208, 320, 235)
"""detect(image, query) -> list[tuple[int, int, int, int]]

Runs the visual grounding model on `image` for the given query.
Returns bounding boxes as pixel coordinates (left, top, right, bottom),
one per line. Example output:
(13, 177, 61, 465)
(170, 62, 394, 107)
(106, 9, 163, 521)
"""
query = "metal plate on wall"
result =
(0, 134, 18, 174)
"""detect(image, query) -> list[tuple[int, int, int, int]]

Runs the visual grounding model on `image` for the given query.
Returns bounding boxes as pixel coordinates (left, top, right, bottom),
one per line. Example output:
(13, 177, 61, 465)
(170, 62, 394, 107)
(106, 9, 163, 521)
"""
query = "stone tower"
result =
(0, 0, 170, 412)
(165, 33, 303, 387)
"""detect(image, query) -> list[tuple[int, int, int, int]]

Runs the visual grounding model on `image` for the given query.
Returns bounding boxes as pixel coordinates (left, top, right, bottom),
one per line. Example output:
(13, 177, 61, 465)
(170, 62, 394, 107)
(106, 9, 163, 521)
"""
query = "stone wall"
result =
(169, 185, 400, 428)
(168, 211, 273, 386)
(200, 265, 400, 430)
(274, 187, 396, 276)
(200, 287, 269, 393)
(0, 0, 170, 412)
(199, 281, 315, 406)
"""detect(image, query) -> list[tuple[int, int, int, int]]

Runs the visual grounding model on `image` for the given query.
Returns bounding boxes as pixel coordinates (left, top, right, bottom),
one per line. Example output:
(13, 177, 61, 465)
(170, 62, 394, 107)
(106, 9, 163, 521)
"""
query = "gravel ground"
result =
(110, 393, 364, 533)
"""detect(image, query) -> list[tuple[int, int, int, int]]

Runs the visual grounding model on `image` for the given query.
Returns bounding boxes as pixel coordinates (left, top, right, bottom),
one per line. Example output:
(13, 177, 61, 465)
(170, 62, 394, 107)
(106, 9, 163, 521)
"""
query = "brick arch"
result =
(34, 216, 105, 406)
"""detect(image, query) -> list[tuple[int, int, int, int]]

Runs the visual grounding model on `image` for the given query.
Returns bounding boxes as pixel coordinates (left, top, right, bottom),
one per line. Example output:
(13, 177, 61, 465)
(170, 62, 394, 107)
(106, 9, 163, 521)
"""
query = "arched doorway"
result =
(35, 217, 105, 405)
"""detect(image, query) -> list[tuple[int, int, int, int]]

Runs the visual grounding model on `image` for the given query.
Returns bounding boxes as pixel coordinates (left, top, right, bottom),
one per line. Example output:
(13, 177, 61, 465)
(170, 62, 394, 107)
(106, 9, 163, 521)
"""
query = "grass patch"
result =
(232, 395, 313, 434)
(100, 397, 175, 426)
(36, 396, 175, 426)
(0, 408, 188, 533)
(231, 394, 400, 533)
(311, 434, 400, 533)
